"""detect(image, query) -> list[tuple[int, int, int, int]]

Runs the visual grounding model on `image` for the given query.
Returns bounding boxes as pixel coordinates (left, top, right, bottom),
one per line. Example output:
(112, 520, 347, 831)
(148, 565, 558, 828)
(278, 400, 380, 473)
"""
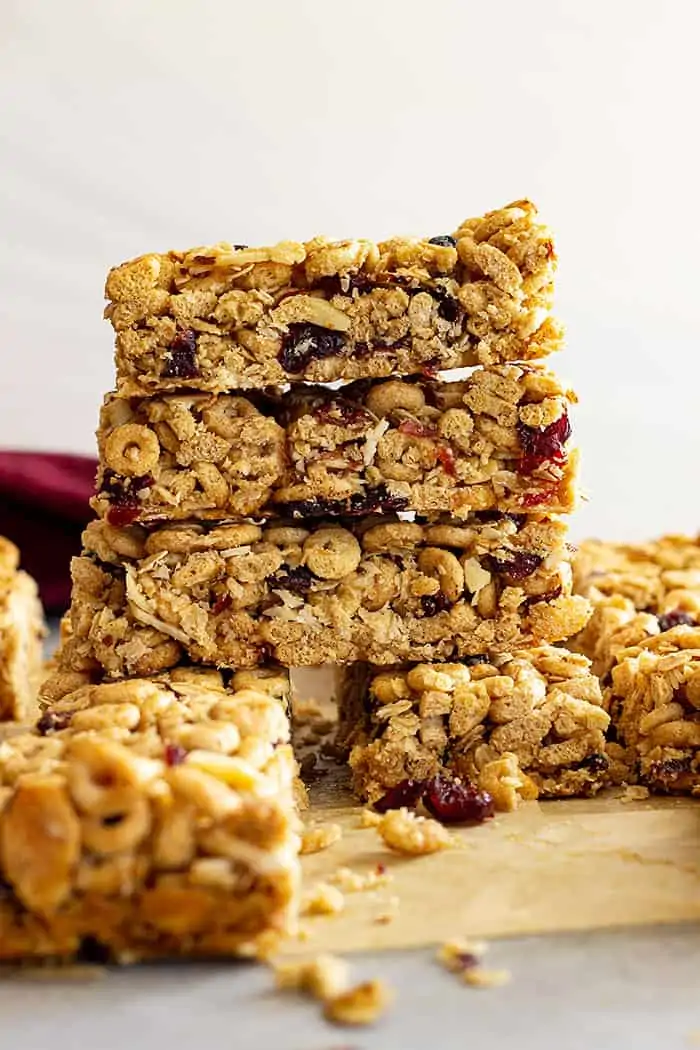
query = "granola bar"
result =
(51, 515, 590, 676)
(338, 647, 609, 804)
(92, 366, 578, 525)
(106, 200, 562, 395)
(573, 535, 700, 675)
(0, 665, 301, 960)
(606, 626, 700, 795)
(0, 537, 45, 721)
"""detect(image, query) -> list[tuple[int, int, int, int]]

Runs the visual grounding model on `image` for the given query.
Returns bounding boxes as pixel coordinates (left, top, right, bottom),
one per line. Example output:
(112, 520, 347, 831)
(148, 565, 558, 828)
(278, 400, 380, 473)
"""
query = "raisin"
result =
(165, 743, 188, 767)
(472, 511, 526, 528)
(374, 779, 426, 813)
(461, 654, 490, 667)
(484, 552, 543, 580)
(212, 593, 232, 615)
(283, 487, 409, 520)
(102, 471, 153, 526)
(517, 412, 571, 473)
(523, 584, 562, 608)
(77, 937, 112, 964)
(432, 286, 462, 323)
(428, 235, 457, 247)
(279, 323, 347, 373)
(162, 329, 199, 379)
(270, 564, 316, 595)
(36, 710, 72, 735)
(436, 444, 456, 476)
(657, 609, 696, 632)
(422, 774, 494, 824)
(421, 592, 453, 617)
(312, 398, 373, 427)
(576, 753, 609, 773)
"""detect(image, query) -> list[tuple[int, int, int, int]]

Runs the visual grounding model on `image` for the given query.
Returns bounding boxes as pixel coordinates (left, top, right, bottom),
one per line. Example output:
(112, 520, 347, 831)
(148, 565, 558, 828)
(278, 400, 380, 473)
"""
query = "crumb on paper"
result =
(436, 938, 487, 973)
(324, 979, 394, 1026)
(357, 808, 382, 828)
(301, 882, 345, 917)
(620, 785, 651, 802)
(463, 967, 511, 989)
(377, 807, 453, 855)
(274, 953, 350, 1001)
(373, 895, 400, 925)
(300, 822, 343, 855)
(328, 866, 393, 893)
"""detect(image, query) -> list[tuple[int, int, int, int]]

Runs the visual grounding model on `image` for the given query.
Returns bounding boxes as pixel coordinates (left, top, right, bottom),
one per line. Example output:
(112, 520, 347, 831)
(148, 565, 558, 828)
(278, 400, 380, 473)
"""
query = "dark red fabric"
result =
(0, 452, 97, 613)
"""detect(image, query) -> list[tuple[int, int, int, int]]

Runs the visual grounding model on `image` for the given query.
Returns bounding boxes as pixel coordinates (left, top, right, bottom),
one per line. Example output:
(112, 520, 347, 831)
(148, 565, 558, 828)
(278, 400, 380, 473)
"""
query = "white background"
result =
(1, 0, 699, 542)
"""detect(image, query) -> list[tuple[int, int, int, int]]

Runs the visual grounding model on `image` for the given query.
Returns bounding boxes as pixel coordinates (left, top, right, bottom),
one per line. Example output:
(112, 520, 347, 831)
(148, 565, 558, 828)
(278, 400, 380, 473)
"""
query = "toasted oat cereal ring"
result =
(303, 527, 361, 579)
(365, 379, 426, 418)
(263, 526, 310, 547)
(361, 522, 424, 553)
(104, 423, 160, 477)
(81, 796, 152, 855)
(202, 395, 261, 439)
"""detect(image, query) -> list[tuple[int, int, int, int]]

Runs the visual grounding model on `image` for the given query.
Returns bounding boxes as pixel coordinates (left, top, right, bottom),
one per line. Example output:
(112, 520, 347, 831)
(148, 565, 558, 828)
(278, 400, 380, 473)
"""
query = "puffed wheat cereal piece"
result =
(0, 537, 45, 722)
(340, 646, 609, 804)
(0, 665, 301, 961)
(48, 514, 590, 677)
(106, 201, 562, 395)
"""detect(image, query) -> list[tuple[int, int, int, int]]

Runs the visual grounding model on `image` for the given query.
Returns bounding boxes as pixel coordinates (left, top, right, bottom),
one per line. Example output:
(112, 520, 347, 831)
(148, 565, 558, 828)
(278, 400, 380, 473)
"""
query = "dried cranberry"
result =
(270, 564, 315, 595)
(472, 511, 526, 528)
(279, 323, 347, 373)
(376, 863, 387, 875)
(428, 235, 457, 247)
(421, 361, 440, 379)
(517, 412, 571, 473)
(657, 609, 696, 632)
(212, 593, 232, 615)
(423, 774, 494, 824)
(283, 487, 409, 520)
(461, 654, 490, 667)
(102, 470, 153, 526)
(313, 398, 373, 427)
(484, 552, 543, 580)
(576, 752, 609, 773)
(36, 710, 72, 735)
(421, 592, 453, 617)
(77, 937, 112, 964)
(374, 779, 426, 813)
(520, 487, 558, 508)
(436, 444, 456, 476)
(523, 585, 563, 608)
(165, 743, 187, 767)
(398, 419, 438, 438)
(162, 329, 199, 379)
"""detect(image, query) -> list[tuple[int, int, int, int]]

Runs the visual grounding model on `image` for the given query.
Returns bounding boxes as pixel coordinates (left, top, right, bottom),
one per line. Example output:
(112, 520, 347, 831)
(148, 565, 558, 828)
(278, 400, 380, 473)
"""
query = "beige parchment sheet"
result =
(288, 671, 700, 955)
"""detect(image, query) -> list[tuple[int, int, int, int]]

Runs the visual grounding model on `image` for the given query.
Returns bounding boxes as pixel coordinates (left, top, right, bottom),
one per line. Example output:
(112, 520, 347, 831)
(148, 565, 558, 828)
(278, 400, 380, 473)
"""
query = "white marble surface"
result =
(1, 925, 698, 1050)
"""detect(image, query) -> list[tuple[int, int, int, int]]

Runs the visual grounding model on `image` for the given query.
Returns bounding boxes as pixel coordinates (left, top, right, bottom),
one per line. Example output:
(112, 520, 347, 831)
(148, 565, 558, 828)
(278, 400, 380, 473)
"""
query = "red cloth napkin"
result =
(0, 452, 97, 613)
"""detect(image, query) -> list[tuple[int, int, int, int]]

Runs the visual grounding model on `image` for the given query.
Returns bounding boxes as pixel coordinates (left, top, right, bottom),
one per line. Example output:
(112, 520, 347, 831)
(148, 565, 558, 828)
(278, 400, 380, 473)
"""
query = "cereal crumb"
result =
(620, 785, 650, 802)
(436, 939, 487, 973)
(377, 807, 453, 855)
(373, 895, 400, 925)
(463, 967, 511, 989)
(357, 808, 382, 828)
(328, 866, 393, 893)
(300, 822, 343, 855)
(274, 954, 350, 1001)
(477, 753, 539, 812)
(324, 979, 394, 1026)
(302, 882, 346, 917)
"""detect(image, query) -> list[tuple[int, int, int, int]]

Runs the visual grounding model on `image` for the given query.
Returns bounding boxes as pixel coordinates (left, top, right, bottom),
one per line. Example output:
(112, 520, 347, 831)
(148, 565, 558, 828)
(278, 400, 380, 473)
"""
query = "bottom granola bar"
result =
(338, 647, 610, 806)
(0, 537, 45, 721)
(606, 626, 700, 795)
(0, 666, 300, 960)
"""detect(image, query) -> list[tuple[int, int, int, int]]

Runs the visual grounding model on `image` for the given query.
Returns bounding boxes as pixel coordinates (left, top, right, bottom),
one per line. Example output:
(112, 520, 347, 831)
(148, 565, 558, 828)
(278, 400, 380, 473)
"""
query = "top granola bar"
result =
(106, 200, 563, 394)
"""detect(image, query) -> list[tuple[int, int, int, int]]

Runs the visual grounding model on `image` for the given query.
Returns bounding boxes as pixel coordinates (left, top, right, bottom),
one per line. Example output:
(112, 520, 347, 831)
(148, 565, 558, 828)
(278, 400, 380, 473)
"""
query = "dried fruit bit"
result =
(164, 743, 187, 767)
(436, 939, 487, 973)
(436, 444, 457, 476)
(162, 329, 199, 379)
(270, 565, 316, 595)
(301, 882, 345, 917)
(328, 866, 393, 893)
(279, 323, 347, 373)
(324, 979, 394, 1027)
(300, 822, 342, 855)
(420, 592, 453, 617)
(657, 609, 696, 632)
(377, 807, 453, 855)
(517, 411, 571, 474)
(422, 775, 495, 824)
(463, 967, 511, 989)
(374, 778, 425, 813)
(284, 487, 409, 520)
(484, 551, 543, 581)
(274, 953, 350, 1001)
(36, 711, 72, 735)
(428, 235, 457, 247)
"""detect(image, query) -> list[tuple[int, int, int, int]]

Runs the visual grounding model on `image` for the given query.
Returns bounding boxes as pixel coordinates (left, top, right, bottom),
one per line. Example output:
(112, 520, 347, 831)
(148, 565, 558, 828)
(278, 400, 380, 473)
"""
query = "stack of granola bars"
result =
(0, 199, 622, 962)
